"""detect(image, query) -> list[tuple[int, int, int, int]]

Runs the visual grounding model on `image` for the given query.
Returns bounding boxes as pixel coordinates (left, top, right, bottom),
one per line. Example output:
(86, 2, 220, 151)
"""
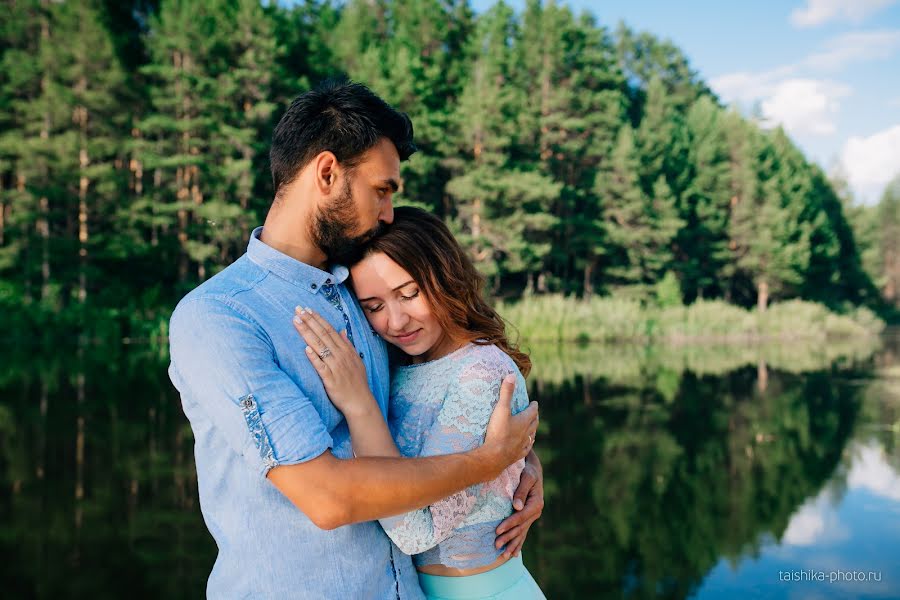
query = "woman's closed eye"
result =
(363, 303, 383, 313)
(400, 289, 419, 301)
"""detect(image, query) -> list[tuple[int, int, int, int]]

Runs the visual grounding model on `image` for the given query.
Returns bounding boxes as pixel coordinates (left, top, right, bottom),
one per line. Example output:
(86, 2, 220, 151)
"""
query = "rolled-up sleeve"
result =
(168, 296, 333, 475)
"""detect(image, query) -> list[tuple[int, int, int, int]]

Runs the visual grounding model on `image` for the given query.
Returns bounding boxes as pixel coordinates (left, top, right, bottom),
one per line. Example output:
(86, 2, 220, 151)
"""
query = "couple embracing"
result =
(168, 80, 546, 599)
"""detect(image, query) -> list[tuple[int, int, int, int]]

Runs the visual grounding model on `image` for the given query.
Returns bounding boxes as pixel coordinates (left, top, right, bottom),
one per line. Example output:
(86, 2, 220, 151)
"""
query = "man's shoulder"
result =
(170, 255, 268, 333)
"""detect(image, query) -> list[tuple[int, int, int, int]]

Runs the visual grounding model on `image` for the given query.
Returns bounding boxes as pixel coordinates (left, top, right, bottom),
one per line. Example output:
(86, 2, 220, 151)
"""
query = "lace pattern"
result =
(380, 344, 529, 570)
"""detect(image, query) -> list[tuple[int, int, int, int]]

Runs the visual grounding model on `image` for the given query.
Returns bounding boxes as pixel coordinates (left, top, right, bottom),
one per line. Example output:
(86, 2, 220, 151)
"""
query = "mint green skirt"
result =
(416, 556, 545, 600)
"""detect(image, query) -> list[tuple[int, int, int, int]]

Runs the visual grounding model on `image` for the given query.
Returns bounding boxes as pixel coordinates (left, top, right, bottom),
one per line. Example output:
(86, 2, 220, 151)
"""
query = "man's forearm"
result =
(268, 448, 503, 529)
(340, 451, 498, 523)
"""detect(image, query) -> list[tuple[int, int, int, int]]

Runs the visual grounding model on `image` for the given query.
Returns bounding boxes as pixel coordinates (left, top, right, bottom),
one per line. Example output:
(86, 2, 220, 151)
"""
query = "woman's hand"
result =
(293, 306, 378, 418)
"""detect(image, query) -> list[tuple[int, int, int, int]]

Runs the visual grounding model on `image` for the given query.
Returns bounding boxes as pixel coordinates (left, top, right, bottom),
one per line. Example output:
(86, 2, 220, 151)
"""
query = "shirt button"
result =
(311, 283, 317, 290)
(325, 278, 332, 284)
(359, 352, 364, 359)
(241, 397, 254, 409)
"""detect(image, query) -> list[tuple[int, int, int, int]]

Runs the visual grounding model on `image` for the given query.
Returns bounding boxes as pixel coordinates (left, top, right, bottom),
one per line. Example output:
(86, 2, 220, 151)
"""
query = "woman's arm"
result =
(293, 307, 400, 457)
(293, 308, 534, 553)
(379, 355, 529, 555)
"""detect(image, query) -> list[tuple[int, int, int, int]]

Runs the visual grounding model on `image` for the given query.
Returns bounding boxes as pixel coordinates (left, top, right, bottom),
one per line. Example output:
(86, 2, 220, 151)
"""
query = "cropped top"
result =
(379, 343, 529, 571)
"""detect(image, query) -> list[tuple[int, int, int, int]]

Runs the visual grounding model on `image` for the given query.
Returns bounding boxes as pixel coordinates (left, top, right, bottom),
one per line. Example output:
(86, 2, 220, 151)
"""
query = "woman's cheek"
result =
(412, 296, 434, 322)
(371, 312, 389, 337)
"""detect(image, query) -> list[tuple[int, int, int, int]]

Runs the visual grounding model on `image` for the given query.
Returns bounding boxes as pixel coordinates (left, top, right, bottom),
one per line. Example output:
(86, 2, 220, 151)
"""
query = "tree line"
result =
(1, 0, 897, 337)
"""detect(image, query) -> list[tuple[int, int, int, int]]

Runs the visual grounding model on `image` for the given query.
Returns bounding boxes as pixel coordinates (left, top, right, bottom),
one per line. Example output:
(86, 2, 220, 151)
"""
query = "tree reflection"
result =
(524, 355, 873, 599)
(0, 335, 891, 599)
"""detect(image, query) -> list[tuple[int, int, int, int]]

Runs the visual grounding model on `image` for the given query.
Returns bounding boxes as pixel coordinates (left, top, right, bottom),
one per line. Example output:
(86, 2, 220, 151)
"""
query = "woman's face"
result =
(351, 252, 458, 363)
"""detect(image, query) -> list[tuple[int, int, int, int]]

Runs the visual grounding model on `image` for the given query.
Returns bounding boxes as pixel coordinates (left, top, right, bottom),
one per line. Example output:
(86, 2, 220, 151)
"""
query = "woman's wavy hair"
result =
(355, 206, 531, 377)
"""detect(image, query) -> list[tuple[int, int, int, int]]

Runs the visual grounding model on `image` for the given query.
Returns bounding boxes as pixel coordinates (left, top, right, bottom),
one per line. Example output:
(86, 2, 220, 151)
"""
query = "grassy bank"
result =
(497, 295, 885, 344)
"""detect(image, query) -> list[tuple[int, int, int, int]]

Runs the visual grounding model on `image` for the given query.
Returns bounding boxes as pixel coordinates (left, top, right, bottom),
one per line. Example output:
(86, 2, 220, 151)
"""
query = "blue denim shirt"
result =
(168, 227, 424, 599)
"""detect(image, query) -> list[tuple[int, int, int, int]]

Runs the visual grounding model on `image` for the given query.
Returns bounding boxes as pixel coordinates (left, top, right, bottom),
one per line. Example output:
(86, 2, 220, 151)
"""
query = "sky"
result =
(471, 0, 900, 205)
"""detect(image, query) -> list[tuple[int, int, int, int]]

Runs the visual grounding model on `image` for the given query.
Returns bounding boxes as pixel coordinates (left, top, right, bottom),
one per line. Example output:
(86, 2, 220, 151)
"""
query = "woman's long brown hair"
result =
(356, 206, 531, 377)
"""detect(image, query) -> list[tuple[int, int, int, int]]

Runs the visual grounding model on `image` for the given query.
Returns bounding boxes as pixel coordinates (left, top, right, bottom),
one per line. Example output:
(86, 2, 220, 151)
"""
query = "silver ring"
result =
(319, 347, 332, 359)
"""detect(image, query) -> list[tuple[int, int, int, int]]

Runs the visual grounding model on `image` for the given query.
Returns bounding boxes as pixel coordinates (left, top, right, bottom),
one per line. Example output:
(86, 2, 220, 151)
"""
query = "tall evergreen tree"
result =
(330, 0, 473, 213)
(445, 2, 559, 289)
(678, 95, 732, 300)
(730, 128, 811, 310)
(515, 0, 626, 293)
(597, 124, 679, 288)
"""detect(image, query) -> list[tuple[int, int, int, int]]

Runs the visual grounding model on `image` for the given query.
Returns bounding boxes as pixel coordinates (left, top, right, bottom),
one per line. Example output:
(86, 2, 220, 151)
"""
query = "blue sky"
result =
(471, 0, 900, 205)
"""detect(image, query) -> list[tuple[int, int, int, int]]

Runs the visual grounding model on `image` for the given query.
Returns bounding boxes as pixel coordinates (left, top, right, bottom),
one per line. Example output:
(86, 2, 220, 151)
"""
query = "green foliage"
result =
(498, 294, 884, 343)
(654, 271, 683, 307)
(0, 0, 893, 335)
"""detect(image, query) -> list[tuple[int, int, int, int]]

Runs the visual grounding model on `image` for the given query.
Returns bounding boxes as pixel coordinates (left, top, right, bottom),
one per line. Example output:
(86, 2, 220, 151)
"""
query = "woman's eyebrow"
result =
(392, 280, 415, 292)
(357, 280, 415, 302)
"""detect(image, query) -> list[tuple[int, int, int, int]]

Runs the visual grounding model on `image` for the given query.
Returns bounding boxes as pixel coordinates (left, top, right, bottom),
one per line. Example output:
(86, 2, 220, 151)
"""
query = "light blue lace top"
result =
(380, 343, 529, 571)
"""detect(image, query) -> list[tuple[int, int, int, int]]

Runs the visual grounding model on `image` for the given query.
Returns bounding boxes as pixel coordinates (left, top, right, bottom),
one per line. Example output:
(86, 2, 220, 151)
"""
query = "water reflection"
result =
(0, 333, 897, 599)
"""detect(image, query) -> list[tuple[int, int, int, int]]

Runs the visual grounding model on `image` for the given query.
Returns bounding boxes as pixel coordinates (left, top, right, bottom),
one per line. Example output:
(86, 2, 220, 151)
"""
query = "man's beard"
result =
(311, 178, 385, 265)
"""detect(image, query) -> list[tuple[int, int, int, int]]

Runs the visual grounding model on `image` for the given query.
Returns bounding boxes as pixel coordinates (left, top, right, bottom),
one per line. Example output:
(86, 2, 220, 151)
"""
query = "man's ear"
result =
(314, 151, 339, 195)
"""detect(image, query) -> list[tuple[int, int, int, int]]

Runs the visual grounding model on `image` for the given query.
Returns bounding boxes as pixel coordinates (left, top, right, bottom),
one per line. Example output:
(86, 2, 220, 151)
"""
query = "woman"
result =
(292, 206, 545, 599)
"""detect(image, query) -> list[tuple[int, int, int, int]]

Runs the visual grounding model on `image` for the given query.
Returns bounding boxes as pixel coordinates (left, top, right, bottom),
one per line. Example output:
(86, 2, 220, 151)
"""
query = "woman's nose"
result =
(387, 304, 409, 331)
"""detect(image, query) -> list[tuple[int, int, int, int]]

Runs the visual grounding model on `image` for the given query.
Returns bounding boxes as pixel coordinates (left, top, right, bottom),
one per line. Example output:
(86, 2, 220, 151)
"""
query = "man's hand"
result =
(495, 449, 544, 558)
(478, 375, 538, 478)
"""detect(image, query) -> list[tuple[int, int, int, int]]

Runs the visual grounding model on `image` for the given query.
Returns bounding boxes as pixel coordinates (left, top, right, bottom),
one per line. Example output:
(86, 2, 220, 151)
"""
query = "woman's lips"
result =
(393, 329, 422, 344)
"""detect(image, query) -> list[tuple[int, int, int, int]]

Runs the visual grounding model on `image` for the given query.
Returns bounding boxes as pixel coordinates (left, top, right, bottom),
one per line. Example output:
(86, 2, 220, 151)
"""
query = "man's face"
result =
(310, 138, 400, 265)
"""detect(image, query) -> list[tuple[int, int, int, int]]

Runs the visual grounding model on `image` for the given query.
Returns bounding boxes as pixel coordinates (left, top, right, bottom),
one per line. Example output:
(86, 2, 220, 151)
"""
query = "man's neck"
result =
(260, 201, 328, 270)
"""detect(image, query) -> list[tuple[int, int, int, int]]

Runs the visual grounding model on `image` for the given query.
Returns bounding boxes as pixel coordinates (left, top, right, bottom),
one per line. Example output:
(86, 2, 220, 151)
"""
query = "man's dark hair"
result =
(269, 79, 416, 196)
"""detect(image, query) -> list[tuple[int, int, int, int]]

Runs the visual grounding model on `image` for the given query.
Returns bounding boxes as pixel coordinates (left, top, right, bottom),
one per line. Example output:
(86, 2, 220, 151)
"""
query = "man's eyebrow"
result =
(357, 280, 415, 303)
(380, 178, 399, 192)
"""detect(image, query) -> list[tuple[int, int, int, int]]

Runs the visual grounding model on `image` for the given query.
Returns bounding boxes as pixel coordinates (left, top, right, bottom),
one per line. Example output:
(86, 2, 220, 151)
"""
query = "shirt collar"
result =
(246, 226, 349, 294)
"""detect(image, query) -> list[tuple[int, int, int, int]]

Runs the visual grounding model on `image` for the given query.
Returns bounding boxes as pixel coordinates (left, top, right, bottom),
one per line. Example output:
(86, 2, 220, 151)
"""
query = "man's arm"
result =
(267, 376, 538, 529)
(495, 449, 544, 557)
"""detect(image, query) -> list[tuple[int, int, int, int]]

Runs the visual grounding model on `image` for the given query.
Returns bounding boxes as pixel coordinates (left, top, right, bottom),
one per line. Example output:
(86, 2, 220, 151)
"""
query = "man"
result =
(168, 80, 544, 599)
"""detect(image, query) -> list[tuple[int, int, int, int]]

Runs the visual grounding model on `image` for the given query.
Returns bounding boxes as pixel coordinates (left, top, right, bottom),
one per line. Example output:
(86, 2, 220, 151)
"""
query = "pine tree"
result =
(330, 0, 473, 213)
(515, 0, 626, 293)
(445, 2, 560, 289)
(137, 0, 261, 287)
(614, 24, 712, 115)
(678, 95, 732, 300)
(54, 0, 131, 304)
(596, 124, 677, 287)
(730, 128, 810, 311)
(0, 0, 44, 305)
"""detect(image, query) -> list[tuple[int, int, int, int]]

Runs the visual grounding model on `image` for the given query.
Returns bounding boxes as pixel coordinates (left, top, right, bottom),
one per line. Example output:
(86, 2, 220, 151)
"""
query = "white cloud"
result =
(782, 493, 849, 546)
(711, 28, 900, 104)
(846, 441, 900, 500)
(803, 29, 900, 70)
(710, 67, 795, 103)
(761, 79, 852, 135)
(841, 124, 900, 203)
(790, 0, 898, 28)
(712, 72, 852, 138)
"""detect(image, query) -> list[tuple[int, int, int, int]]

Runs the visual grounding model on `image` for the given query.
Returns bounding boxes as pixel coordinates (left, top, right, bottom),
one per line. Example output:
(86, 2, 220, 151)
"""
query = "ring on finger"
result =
(319, 346, 332, 359)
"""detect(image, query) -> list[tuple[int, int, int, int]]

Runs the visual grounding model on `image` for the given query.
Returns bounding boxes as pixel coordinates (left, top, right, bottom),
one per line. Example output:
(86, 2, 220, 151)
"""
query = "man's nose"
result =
(379, 197, 394, 224)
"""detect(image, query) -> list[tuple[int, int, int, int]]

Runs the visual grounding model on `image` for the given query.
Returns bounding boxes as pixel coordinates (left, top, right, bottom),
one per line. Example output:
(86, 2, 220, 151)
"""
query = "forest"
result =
(1, 0, 898, 340)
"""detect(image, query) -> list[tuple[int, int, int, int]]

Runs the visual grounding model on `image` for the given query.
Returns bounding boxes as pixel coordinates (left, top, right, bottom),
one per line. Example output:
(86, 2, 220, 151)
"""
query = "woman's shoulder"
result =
(453, 343, 520, 381)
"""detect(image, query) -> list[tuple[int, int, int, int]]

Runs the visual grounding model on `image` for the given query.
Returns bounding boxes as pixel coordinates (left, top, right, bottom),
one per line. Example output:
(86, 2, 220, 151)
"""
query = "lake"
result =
(1, 329, 898, 599)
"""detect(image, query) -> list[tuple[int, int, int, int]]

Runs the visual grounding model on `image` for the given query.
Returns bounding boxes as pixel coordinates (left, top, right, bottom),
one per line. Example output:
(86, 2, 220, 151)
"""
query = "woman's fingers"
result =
(299, 307, 348, 351)
(293, 311, 329, 355)
(303, 345, 331, 378)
